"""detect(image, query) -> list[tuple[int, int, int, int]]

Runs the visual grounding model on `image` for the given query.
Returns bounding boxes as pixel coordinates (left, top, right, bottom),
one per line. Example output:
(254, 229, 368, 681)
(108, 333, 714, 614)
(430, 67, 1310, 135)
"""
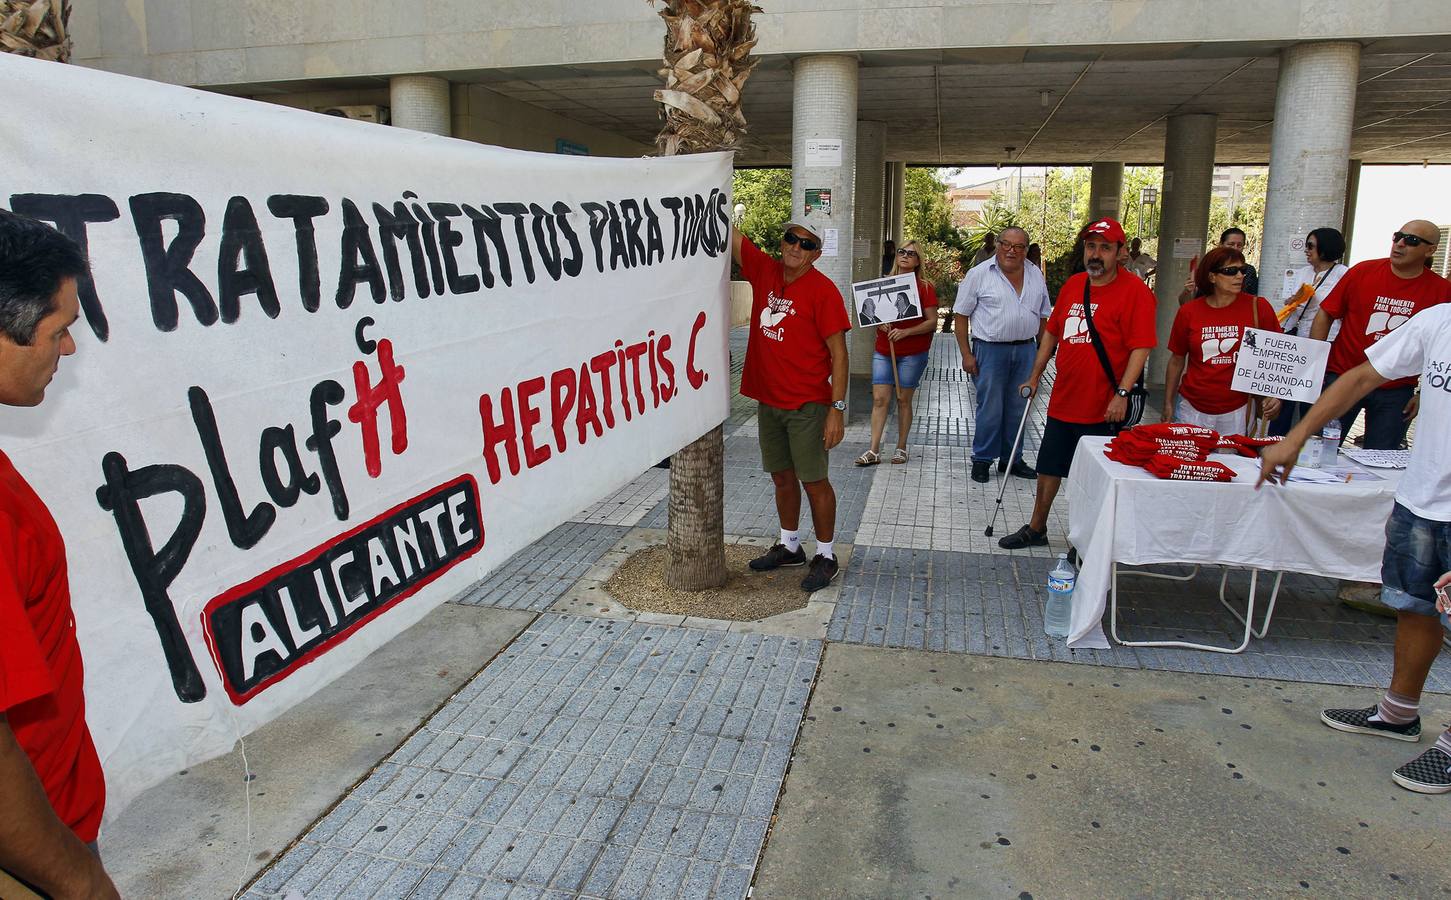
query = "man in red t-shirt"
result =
(731, 218, 851, 592)
(0, 211, 117, 898)
(999, 218, 1158, 550)
(1311, 220, 1451, 450)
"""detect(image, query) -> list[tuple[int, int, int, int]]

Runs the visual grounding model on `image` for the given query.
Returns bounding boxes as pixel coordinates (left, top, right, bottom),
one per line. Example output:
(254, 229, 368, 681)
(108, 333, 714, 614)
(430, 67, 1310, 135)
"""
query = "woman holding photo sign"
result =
(857, 240, 938, 466)
(1164, 246, 1282, 434)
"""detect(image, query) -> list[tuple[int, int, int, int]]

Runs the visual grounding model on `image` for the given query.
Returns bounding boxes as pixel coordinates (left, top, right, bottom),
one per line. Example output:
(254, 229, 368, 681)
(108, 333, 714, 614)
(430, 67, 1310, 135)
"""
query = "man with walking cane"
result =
(954, 226, 1052, 483)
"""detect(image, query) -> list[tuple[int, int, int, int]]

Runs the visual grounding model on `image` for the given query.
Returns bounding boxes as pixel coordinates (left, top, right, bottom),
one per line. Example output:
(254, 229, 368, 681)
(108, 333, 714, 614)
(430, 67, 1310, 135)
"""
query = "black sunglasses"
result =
(1212, 266, 1250, 276)
(1393, 231, 1433, 247)
(783, 231, 820, 252)
(896, 248, 918, 258)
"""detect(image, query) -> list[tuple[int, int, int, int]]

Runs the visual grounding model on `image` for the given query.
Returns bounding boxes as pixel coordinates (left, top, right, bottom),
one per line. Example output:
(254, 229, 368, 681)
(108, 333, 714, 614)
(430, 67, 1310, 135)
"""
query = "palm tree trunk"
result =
(1, 0, 72, 61)
(649, 0, 759, 591)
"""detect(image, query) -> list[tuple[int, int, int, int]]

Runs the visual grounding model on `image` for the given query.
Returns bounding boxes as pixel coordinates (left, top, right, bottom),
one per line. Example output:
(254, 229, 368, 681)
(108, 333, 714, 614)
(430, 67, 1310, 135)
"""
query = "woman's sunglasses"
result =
(896, 248, 919, 258)
(1212, 266, 1250, 276)
(783, 231, 820, 252)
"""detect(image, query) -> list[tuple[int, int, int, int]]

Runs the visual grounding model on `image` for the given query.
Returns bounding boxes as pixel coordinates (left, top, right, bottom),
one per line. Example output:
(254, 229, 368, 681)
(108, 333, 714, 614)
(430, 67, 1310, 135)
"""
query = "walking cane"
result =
(985, 385, 1035, 538)
(888, 335, 903, 407)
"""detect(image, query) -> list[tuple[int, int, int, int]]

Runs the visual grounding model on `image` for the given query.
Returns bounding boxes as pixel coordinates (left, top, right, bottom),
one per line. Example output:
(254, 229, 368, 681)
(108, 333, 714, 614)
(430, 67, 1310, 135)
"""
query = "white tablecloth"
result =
(1064, 437, 1403, 649)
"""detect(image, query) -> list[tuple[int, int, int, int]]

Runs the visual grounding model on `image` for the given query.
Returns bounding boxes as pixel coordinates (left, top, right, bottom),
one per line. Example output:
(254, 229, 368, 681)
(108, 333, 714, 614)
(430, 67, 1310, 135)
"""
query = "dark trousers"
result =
(1323, 372, 1415, 450)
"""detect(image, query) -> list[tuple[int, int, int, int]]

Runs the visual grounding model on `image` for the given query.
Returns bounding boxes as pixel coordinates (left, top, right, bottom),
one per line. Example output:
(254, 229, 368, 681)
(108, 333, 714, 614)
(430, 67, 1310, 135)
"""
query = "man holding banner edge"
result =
(731, 219, 851, 592)
(0, 211, 119, 898)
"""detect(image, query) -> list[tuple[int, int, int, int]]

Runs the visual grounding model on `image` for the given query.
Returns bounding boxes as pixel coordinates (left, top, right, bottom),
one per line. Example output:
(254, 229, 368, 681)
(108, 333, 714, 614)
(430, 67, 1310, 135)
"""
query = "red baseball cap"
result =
(1083, 218, 1126, 243)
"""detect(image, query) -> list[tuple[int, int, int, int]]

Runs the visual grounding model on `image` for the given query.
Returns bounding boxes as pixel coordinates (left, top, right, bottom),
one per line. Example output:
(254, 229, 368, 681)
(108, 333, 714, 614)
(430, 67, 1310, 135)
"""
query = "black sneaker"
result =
(1392, 747, 1451, 794)
(998, 524, 1047, 550)
(971, 460, 990, 483)
(1320, 706, 1422, 742)
(749, 543, 807, 571)
(1007, 461, 1038, 479)
(801, 554, 840, 592)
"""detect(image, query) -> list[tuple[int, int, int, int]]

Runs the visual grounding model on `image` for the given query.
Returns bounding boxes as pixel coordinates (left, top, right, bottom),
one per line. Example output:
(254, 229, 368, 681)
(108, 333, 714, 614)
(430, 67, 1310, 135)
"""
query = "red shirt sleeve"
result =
(1167, 303, 1193, 356)
(738, 235, 769, 284)
(1318, 265, 1356, 320)
(920, 281, 939, 313)
(1128, 282, 1159, 350)
(0, 518, 54, 714)
(1255, 297, 1283, 334)
(815, 282, 851, 340)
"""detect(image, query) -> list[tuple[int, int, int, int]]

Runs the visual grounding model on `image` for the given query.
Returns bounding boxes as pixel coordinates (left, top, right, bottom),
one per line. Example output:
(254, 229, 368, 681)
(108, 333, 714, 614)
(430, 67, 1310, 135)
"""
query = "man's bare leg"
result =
(802, 478, 837, 543)
(1029, 474, 1062, 533)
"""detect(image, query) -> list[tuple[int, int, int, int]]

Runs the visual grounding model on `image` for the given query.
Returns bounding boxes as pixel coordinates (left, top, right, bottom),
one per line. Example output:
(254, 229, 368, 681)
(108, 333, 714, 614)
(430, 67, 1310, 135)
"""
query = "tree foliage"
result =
(732, 167, 792, 255)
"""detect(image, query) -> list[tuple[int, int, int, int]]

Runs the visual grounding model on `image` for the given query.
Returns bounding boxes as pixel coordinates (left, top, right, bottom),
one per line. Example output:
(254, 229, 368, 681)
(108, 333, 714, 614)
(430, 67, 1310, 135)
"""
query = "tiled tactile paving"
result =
(245, 616, 822, 900)
(454, 523, 630, 612)
(826, 547, 1451, 691)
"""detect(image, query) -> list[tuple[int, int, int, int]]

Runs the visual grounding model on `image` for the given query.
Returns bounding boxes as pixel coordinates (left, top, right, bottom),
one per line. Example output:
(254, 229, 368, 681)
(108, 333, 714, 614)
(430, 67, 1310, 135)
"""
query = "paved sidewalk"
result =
(123, 329, 1450, 899)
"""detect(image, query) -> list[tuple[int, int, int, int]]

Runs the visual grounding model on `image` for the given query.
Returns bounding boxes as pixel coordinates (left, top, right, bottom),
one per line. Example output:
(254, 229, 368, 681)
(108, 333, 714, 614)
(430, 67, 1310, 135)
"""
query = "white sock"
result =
(780, 529, 801, 553)
(816, 539, 835, 560)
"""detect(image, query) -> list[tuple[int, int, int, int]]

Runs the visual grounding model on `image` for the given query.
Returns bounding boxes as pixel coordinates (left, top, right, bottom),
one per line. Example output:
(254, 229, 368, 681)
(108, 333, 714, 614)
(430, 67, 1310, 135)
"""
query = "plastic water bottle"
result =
(1045, 553, 1075, 638)
(1321, 418, 1342, 467)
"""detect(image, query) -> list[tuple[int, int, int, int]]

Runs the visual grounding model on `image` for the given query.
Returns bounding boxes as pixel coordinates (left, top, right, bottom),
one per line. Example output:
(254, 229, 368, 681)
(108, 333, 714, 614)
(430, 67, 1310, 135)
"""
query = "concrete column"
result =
(850, 121, 887, 377)
(1261, 42, 1360, 304)
(1342, 158, 1363, 259)
(792, 56, 859, 402)
(1151, 113, 1217, 377)
(390, 75, 451, 135)
(1088, 162, 1124, 222)
(887, 161, 907, 243)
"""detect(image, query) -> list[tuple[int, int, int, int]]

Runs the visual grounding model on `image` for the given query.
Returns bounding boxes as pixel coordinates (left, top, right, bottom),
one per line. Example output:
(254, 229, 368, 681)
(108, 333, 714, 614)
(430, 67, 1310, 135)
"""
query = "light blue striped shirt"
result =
(952, 258, 1053, 342)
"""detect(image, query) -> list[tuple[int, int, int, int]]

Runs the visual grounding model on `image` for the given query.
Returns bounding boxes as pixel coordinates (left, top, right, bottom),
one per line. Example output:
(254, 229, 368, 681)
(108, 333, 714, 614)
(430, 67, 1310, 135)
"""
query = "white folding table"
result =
(1064, 437, 1401, 652)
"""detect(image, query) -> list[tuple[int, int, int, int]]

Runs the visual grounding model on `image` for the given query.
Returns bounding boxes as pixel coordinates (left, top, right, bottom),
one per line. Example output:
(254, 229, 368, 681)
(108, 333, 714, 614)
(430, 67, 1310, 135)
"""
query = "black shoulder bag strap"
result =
(1080, 276, 1124, 392)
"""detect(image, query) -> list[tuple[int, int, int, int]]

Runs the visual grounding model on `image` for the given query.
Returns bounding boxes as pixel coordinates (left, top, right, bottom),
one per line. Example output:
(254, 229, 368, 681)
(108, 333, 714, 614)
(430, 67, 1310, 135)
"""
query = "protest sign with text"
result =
(1230, 328, 1330, 403)
(0, 54, 732, 819)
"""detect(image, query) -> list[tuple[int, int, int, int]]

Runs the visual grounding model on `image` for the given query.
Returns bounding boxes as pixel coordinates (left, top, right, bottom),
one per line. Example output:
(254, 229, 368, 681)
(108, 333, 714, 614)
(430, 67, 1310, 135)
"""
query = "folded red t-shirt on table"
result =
(1105, 423, 1220, 466)
(1217, 434, 1284, 458)
(1143, 453, 1237, 482)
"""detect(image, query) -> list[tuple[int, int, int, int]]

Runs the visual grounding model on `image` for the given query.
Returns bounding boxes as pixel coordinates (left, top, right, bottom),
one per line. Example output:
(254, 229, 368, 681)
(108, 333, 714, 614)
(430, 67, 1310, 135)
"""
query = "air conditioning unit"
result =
(318, 105, 391, 125)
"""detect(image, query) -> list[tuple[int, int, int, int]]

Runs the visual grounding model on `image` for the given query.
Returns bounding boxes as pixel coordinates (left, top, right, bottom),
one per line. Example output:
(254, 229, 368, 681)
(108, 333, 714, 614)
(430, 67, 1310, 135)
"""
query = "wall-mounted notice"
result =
(805, 139, 843, 167)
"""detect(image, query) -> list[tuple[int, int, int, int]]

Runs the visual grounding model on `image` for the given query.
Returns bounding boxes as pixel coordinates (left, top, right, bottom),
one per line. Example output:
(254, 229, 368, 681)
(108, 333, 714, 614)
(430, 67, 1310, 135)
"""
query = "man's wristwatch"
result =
(1115, 387, 1130, 398)
(831, 400, 847, 411)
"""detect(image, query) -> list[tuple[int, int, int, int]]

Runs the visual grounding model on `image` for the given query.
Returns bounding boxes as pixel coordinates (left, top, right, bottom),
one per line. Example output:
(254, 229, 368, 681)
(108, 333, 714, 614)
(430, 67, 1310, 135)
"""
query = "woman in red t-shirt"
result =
(1164, 246, 1282, 434)
(856, 240, 940, 465)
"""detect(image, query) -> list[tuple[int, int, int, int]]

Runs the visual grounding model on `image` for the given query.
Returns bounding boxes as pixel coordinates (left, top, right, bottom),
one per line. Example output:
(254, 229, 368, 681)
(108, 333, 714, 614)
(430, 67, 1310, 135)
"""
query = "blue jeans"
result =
(1324, 372, 1414, 450)
(971, 339, 1036, 463)
(1381, 503, 1451, 629)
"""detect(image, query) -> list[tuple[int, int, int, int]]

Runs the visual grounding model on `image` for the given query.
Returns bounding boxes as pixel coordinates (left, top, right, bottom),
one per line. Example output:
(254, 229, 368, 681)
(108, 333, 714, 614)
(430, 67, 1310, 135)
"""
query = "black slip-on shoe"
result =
(998, 524, 1048, 550)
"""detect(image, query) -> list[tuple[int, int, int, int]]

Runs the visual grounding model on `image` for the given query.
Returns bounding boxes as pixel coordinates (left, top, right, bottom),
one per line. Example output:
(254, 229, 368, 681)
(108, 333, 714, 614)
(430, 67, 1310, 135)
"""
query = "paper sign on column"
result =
(851, 274, 922, 327)
(805, 139, 843, 167)
(822, 228, 839, 256)
(1230, 328, 1330, 403)
(1172, 237, 1199, 259)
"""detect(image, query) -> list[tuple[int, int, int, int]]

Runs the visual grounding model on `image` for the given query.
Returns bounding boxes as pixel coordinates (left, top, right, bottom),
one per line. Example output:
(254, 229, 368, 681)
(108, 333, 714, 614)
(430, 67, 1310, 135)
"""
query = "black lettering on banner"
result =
(217, 196, 281, 323)
(129, 192, 218, 331)
(8, 193, 121, 342)
(258, 424, 322, 507)
(372, 200, 429, 301)
(189, 386, 276, 549)
(581, 202, 609, 273)
(95, 454, 209, 702)
(493, 203, 536, 283)
(644, 199, 665, 265)
(266, 195, 330, 313)
(554, 201, 584, 278)
(335, 198, 387, 308)
(529, 202, 566, 281)
(201, 475, 484, 704)
(405, 195, 446, 296)
(307, 379, 351, 520)
(428, 202, 479, 295)
(660, 196, 682, 259)
(461, 204, 512, 288)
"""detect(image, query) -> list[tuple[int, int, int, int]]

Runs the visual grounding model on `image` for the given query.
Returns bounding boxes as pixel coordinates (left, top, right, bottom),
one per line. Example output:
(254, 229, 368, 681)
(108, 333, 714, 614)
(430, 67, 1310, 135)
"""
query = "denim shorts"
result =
(871, 350, 929, 389)
(1381, 502, 1451, 628)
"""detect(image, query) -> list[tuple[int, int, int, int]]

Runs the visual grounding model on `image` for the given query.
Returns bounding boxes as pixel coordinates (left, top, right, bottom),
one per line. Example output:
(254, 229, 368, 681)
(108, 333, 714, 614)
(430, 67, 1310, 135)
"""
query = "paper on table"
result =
(1342, 448, 1411, 469)
(1288, 464, 1383, 484)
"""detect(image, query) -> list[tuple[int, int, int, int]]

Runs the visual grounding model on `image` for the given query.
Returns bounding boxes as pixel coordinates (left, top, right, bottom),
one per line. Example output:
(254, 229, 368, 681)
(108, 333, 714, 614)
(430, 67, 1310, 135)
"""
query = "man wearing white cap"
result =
(730, 219, 851, 592)
(999, 218, 1158, 550)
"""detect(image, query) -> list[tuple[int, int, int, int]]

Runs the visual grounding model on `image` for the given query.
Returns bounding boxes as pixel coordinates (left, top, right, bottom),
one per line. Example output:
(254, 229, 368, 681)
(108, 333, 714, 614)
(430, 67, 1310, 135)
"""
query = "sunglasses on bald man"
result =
(1393, 231, 1434, 247)
(783, 231, 820, 252)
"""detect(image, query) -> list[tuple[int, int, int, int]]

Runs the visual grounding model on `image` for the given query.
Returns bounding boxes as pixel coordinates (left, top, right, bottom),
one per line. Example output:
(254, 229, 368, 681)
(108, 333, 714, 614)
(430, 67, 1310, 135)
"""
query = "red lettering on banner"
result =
(347, 338, 408, 478)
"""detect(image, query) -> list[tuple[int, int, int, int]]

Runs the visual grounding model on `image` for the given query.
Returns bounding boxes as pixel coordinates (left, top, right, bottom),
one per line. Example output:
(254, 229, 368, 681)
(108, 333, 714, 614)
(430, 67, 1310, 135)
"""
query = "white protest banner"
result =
(1230, 328, 1330, 403)
(0, 55, 732, 819)
(851, 274, 922, 327)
